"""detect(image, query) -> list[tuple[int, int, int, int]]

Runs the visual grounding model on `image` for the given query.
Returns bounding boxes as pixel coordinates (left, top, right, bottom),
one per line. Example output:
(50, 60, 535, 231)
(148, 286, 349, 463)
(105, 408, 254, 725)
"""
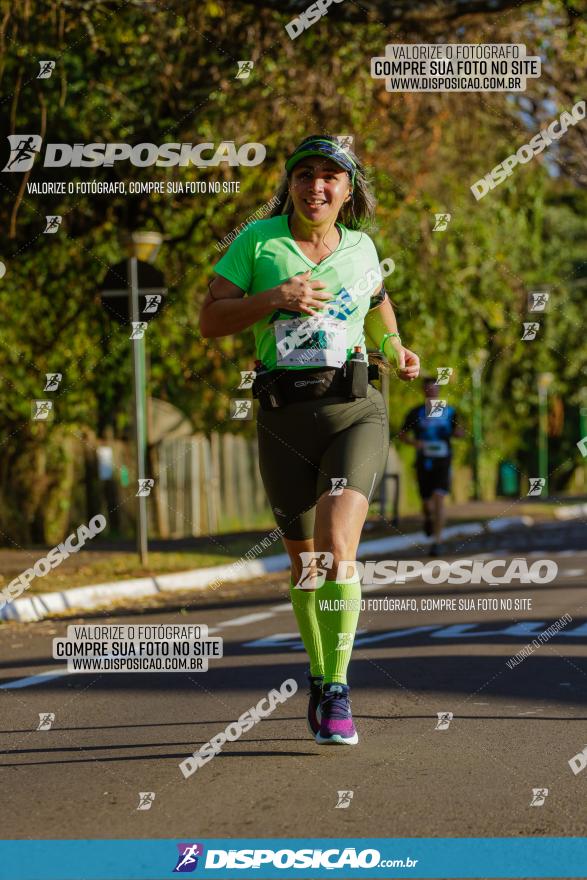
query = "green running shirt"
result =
(213, 214, 382, 371)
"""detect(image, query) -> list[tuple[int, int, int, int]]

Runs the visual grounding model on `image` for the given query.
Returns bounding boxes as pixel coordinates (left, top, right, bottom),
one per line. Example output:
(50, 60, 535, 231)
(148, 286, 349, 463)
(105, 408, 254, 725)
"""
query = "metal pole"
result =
(538, 382, 548, 495)
(580, 405, 587, 491)
(471, 368, 482, 501)
(379, 366, 390, 519)
(129, 256, 148, 565)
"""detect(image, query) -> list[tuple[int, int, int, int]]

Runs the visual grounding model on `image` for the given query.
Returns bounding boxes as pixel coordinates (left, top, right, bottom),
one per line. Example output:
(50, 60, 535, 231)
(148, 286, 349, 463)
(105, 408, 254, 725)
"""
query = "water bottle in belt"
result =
(347, 346, 368, 398)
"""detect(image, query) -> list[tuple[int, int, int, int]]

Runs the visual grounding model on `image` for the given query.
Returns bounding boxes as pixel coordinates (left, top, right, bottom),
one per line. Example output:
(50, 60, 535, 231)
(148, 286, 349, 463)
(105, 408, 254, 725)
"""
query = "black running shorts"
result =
(256, 384, 389, 540)
(416, 457, 451, 500)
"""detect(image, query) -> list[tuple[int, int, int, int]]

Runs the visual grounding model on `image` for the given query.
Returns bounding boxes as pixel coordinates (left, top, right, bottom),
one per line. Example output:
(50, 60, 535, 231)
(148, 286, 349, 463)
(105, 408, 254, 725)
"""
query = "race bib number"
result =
(422, 440, 449, 458)
(274, 317, 347, 368)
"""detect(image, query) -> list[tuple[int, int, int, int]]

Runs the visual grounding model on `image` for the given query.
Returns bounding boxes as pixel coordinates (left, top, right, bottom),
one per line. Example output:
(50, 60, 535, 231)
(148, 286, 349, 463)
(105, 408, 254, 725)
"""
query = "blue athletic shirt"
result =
(401, 403, 458, 461)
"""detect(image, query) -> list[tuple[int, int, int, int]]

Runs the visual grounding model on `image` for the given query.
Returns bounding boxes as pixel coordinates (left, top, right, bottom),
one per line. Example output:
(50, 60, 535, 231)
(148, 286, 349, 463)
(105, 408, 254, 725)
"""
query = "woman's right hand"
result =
(270, 270, 334, 316)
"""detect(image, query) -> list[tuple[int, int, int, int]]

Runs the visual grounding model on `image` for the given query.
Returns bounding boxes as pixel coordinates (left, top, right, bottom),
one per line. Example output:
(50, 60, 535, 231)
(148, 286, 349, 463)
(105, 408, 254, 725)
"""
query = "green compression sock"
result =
(289, 578, 324, 677)
(314, 577, 361, 685)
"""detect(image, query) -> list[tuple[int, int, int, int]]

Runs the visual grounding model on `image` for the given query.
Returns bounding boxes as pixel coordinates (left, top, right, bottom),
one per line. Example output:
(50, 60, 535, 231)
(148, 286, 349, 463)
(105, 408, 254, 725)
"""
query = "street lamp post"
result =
(537, 372, 554, 496)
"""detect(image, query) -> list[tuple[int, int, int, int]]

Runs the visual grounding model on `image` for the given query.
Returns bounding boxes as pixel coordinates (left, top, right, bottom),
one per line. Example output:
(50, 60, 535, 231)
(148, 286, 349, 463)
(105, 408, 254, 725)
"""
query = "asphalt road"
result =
(1, 521, 586, 850)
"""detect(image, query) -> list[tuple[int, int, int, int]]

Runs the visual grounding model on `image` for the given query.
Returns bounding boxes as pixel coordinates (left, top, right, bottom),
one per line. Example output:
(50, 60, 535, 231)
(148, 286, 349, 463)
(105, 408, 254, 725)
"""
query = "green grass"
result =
(3, 538, 283, 596)
(2, 501, 562, 598)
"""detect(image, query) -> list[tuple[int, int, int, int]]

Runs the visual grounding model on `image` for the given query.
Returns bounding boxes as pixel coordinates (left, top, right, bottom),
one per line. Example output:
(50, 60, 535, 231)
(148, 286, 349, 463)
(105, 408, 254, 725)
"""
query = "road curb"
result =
(0, 516, 533, 623)
(554, 503, 587, 520)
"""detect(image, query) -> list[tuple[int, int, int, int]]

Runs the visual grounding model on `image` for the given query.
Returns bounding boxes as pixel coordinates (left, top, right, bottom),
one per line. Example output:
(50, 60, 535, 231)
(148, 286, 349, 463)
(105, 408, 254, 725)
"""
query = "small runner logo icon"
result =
(2, 135, 43, 172)
(44, 215, 62, 233)
(37, 61, 55, 79)
(433, 213, 451, 231)
(130, 322, 148, 339)
(37, 712, 55, 730)
(528, 291, 549, 312)
(427, 399, 447, 418)
(335, 790, 354, 808)
(142, 294, 162, 314)
(44, 373, 62, 391)
(136, 792, 155, 810)
(435, 367, 453, 385)
(238, 370, 256, 390)
(435, 711, 453, 730)
(527, 477, 546, 497)
(296, 551, 334, 589)
(329, 477, 347, 496)
(136, 479, 155, 497)
(521, 322, 540, 341)
(173, 843, 204, 872)
(336, 632, 353, 652)
(236, 61, 254, 79)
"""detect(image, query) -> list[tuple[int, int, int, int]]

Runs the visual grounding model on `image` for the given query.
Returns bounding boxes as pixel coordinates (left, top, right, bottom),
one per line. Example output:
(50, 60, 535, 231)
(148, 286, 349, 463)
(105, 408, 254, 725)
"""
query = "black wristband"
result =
(368, 284, 388, 311)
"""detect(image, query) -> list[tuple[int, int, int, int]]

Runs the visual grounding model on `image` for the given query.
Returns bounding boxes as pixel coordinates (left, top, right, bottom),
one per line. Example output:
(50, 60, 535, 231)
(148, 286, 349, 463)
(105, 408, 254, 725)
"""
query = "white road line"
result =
(220, 612, 276, 627)
(0, 668, 70, 689)
(7, 544, 582, 689)
(354, 626, 437, 646)
(0, 609, 280, 689)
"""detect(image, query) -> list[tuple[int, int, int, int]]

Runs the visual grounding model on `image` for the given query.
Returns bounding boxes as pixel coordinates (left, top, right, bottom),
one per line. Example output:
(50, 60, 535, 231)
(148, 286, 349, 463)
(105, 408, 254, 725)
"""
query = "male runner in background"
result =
(399, 376, 465, 556)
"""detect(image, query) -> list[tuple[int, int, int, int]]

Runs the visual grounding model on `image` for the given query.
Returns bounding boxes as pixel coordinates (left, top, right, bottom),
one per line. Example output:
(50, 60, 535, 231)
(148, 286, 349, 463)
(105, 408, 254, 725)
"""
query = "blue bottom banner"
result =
(1, 838, 586, 879)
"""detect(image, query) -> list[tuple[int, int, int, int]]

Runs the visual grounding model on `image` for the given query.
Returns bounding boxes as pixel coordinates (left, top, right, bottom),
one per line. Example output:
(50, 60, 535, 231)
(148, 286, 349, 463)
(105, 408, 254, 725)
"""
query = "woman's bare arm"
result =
(364, 288, 420, 381)
(199, 272, 333, 339)
(199, 276, 278, 338)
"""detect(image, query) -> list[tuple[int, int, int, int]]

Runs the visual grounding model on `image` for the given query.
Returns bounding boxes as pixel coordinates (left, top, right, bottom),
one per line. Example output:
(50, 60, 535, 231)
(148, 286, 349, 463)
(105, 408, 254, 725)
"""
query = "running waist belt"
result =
(253, 362, 380, 410)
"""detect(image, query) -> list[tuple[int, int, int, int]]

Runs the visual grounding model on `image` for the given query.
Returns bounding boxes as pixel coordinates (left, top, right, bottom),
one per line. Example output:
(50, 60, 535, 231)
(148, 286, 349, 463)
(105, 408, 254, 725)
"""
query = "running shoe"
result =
(315, 683, 358, 745)
(306, 673, 324, 736)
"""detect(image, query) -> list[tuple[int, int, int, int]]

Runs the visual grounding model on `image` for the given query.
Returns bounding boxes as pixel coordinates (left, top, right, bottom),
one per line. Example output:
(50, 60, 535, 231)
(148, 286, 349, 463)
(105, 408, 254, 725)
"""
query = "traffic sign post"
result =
(129, 257, 148, 565)
(100, 255, 167, 565)
(537, 372, 554, 497)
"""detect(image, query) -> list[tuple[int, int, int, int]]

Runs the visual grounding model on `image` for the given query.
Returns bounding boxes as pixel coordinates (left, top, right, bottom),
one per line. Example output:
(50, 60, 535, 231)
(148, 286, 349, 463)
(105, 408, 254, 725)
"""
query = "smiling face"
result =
(288, 156, 352, 225)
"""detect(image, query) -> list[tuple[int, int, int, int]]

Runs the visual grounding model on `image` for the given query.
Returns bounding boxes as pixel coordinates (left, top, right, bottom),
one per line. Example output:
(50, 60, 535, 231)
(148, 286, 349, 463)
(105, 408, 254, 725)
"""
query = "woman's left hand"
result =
(388, 340, 420, 382)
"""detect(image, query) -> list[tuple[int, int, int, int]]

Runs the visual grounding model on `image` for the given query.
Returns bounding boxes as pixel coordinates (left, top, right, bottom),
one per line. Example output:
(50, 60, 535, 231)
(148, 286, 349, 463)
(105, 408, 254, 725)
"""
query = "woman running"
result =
(199, 135, 420, 745)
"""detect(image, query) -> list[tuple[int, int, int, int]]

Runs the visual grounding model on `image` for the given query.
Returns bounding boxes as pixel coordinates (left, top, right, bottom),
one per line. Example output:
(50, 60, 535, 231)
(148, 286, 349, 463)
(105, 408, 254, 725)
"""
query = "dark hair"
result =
(269, 134, 376, 231)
